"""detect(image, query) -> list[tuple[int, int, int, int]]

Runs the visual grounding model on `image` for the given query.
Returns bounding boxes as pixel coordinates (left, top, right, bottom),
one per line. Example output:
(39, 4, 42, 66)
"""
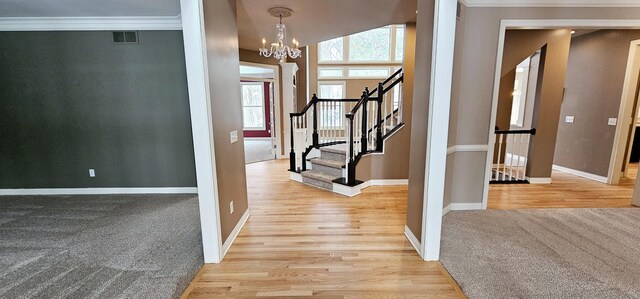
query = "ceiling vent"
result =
(113, 31, 138, 44)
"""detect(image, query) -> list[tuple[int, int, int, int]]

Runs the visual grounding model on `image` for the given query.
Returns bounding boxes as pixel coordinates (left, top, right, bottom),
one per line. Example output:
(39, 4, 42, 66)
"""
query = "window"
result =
(318, 37, 344, 61)
(348, 67, 390, 78)
(318, 82, 345, 127)
(241, 82, 266, 130)
(395, 27, 405, 61)
(510, 57, 531, 127)
(349, 27, 391, 61)
(317, 25, 405, 64)
(318, 68, 344, 78)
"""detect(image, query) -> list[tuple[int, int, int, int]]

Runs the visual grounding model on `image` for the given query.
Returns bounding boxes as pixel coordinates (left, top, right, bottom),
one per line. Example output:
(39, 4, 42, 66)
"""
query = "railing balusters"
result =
(491, 128, 536, 184)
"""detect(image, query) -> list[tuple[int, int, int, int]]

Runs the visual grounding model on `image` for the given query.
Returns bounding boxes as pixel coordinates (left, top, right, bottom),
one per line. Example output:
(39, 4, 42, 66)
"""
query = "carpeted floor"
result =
(244, 138, 275, 164)
(0, 194, 203, 299)
(441, 208, 640, 298)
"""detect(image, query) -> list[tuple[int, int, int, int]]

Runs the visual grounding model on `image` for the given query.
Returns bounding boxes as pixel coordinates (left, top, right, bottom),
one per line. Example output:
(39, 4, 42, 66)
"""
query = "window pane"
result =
(241, 84, 264, 106)
(319, 84, 344, 99)
(319, 68, 343, 78)
(395, 27, 405, 61)
(243, 107, 265, 129)
(319, 37, 344, 61)
(348, 68, 389, 78)
(349, 27, 391, 61)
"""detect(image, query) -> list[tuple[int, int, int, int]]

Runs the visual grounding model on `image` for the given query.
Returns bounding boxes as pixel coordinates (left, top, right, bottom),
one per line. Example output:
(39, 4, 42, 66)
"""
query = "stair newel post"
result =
(347, 113, 356, 186)
(361, 89, 369, 154)
(376, 82, 384, 151)
(289, 113, 296, 172)
(312, 94, 319, 147)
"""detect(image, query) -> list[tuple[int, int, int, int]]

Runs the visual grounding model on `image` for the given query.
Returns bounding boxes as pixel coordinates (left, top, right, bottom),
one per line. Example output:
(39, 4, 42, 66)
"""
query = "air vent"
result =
(112, 31, 138, 44)
(456, 2, 462, 21)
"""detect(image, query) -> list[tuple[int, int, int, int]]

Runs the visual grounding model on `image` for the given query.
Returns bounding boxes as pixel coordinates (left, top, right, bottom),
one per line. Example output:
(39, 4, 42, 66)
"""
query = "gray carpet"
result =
(244, 138, 275, 164)
(441, 208, 640, 299)
(0, 194, 203, 299)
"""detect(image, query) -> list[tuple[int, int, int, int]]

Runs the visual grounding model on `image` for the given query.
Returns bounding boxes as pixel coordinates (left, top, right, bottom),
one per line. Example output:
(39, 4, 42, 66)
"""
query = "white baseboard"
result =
(552, 164, 608, 183)
(289, 172, 303, 183)
(404, 225, 422, 257)
(369, 179, 408, 186)
(0, 187, 197, 196)
(528, 177, 552, 184)
(332, 182, 362, 197)
(221, 209, 250, 258)
(443, 202, 482, 215)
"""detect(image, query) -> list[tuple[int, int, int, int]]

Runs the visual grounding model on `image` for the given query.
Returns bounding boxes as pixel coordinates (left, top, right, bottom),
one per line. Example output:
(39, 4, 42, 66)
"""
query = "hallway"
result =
(488, 165, 638, 209)
(181, 159, 462, 298)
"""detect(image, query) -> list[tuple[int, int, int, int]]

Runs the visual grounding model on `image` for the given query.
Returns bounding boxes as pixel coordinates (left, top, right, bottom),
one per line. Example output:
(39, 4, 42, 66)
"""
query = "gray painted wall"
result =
(447, 6, 640, 205)
(0, 31, 196, 188)
(554, 30, 640, 177)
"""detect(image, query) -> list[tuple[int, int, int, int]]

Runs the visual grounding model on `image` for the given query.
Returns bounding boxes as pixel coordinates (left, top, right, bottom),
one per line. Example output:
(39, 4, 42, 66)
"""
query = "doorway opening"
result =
(240, 63, 280, 164)
(484, 27, 640, 210)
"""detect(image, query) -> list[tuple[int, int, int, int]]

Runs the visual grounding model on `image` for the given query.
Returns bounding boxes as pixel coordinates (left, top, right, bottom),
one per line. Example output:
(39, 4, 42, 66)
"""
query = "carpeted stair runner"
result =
(301, 145, 347, 190)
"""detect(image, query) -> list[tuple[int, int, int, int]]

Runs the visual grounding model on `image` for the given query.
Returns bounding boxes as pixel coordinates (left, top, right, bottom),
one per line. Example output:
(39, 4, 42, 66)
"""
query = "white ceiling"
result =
(236, 0, 417, 50)
(0, 0, 180, 17)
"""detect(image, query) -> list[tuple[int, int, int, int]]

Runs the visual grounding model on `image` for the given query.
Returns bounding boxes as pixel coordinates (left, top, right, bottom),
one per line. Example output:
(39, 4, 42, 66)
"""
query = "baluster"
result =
(508, 134, 515, 181)
(398, 82, 403, 124)
(311, 95, 318, 147)
(361, 90, 368, 154)
(496, 134, 503, 181)
(503, 134, 511, 179)
(347, 114, 355, 185)
(332, 101, 336, 142)
(289, 114, 296, 171)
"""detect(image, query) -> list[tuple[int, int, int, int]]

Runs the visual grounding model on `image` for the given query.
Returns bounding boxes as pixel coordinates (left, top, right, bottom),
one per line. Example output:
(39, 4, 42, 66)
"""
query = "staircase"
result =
(288, 69, 404, 196)
(301, 145, 347, 190)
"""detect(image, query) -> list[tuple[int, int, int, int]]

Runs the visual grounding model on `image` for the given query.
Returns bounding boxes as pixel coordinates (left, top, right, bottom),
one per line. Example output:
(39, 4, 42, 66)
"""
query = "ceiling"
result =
(462, 0, 640, 7)
(236, 0, 417, 50)
(0, 0, 180, 17)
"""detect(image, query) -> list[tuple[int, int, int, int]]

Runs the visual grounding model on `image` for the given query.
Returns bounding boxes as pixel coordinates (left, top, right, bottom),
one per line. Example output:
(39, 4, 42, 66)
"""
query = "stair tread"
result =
(320, 144, 347, 154)
(301, 170, 341, 183)
(309, 158, 345, 168)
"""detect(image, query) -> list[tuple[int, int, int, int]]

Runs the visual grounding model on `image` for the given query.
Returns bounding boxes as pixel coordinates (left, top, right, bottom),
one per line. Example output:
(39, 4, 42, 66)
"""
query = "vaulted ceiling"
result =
(236, 0, 417, 50)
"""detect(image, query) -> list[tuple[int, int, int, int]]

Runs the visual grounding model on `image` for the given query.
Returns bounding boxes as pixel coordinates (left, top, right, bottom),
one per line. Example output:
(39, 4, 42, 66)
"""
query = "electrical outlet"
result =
(89, 169, 96, 177)
(230, 201, 234, 214)
(230, 131, 238, 143)
(565, 116, 574, 123)
(608, 118, 617, 126)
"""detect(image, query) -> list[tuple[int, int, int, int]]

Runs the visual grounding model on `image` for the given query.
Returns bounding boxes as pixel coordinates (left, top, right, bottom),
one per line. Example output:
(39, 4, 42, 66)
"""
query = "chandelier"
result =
(258, 7, 302, 63)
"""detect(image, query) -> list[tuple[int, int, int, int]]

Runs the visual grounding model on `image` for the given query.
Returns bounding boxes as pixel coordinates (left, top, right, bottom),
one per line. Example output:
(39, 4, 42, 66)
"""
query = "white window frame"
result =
(317, 81, 347, 129)
(241, 82, 267, 130)
(317, 25, 405, 65)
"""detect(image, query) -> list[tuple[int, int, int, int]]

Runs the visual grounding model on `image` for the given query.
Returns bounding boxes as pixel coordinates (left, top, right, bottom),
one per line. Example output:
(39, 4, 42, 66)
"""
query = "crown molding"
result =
(0, 16, 182, 31)
(461, 0, 640, 7)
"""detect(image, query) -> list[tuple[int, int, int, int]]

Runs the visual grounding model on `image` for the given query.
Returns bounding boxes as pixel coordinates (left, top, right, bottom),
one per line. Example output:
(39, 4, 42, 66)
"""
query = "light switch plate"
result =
(230, 201, 234, 214)
(565, 116, 574, 123)
(230, 131, 238, 143)
(89, 169, 96, 177)
(608, 118, 617, 126)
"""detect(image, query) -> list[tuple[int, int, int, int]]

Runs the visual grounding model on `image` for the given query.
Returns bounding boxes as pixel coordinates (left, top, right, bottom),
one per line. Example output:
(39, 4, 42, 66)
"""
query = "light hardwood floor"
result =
(181, 159, 464, 298)
(488, 164, 638, 209)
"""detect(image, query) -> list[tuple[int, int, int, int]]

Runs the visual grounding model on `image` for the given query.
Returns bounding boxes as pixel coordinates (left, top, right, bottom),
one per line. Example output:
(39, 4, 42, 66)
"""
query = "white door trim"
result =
(481, 19, 640, 211)
(239, 61, 282, 159)
(420, 0, 457, 261)
(180, 0, 223, 264)
(609, 40, 640, 184)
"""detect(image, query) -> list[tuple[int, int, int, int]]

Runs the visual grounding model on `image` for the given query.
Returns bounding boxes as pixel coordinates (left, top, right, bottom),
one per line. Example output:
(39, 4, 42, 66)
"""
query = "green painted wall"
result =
(0, 31, 196, 188)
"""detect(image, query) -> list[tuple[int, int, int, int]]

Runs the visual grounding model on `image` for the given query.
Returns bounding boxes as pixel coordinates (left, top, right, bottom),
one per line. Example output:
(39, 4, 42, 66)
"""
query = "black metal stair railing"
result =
(289, 68, 405, 187)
